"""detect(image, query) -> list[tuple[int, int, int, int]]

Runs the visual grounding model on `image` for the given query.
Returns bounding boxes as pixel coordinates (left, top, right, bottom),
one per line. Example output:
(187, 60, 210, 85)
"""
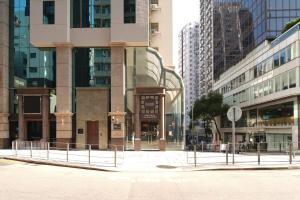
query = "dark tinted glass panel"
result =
(71, 0, 111, 28)
(74, 48, 111, 87)
(43, 1, 55, 24)
(124, 0, 136, 23)
(23, 96, 41, 113)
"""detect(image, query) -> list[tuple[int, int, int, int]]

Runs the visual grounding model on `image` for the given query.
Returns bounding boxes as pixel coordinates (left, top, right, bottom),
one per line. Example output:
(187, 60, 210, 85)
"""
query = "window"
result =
(269, 79, 274, 94)
(275, 76, 281, 92)
(151, 23, 159, 33)
(43, 1, 55, 24)
(30, 53, 36, 58)
(72, 0, 111, 28)
(29, 67, 37, 73)
(282, 72, 288, 90)
(289, 69, 296, 88)
(280, 48, 287, 65)
(124, 0, 136, 23)
(273, 52, 280, 68)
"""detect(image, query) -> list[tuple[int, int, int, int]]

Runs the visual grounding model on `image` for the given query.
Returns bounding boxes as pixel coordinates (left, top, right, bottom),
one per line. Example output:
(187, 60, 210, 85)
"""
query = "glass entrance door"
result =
(141, 121, 159, 150)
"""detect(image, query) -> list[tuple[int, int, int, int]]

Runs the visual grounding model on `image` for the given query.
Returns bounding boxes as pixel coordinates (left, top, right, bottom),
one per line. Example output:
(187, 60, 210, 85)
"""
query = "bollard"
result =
(30, 141, 33, 158)
(289, 143, 292, 164)
(67, 143, 69, 162)
(201, 141, 204, 152)
(88, 145, 91, 165)
(226, 143, 229, 165)
(47, 142, 50, 160)
(279, 143, 282, 153)
(257, 142, 260, 165)
(114, 146, 117, 167)
(194, 145, 197, 167)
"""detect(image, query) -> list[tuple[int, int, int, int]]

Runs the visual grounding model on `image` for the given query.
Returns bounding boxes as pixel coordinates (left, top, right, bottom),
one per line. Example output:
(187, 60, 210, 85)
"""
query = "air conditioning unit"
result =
(151, 4, 158, 9)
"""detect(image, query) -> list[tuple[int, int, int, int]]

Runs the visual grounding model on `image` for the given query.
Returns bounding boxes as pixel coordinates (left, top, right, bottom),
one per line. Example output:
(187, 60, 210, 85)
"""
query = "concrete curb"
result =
(1, 156, 118, 172)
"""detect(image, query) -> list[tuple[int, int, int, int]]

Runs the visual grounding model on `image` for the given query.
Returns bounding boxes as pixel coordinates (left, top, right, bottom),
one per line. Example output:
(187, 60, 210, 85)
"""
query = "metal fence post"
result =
(88, 145, 91, 165)
(30, 141, 33, 158)
(67, 143, 69, 162)
(226, 143, 229, 165)
(289, 143, 292, 164)
(114, 146, 117, 167)
(201, 141, 204, 152)
(15, 140, 18, 156)
(194, 144, 197, 167)
(257, 142, 260, 165)
(47, 142, 50, 160)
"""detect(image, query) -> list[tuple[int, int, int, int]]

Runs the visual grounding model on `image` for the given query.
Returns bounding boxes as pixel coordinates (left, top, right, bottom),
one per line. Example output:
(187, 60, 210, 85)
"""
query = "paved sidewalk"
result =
(1, 149, 300, 172)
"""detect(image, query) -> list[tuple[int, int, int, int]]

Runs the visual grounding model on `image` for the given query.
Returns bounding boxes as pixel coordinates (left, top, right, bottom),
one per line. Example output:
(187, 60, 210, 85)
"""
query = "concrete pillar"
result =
(0, 0, 9, 148)
(159, 94, 166, 151)
(134, 94, 141, 150)
(55, 45, 73, 145)
(42, 94, 49, 141)
(110, 46, 126, 148)
(17, 95, 25, 140)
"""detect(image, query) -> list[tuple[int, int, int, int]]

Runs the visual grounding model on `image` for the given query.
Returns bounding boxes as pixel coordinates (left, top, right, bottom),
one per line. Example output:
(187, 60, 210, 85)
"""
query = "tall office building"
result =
(178, 22, 200, 128)
(199, 0, 300, 95)
(0, 0, 184, 151)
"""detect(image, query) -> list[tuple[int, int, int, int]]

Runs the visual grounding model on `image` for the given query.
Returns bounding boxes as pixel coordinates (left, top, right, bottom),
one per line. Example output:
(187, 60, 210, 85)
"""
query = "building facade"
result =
(200, 0, 300, 97)
(0, 0, 184, 151)
(214, 24, 300, 151)
(178, 22, 200, 128)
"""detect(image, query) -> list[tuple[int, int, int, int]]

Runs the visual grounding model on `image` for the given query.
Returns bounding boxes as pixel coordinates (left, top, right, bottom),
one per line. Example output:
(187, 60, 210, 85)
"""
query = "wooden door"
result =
(87, 121, 99, 149)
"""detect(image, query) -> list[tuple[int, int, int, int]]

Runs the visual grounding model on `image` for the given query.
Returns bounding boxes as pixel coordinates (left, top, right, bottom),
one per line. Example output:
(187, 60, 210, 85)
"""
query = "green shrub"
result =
(282, 17, 300, 33)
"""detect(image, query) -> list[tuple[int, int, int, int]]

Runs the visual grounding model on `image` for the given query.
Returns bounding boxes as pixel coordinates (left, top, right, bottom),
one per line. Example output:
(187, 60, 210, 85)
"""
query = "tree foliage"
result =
(190, 92, 229, 141)
(282, 16, 300, 33)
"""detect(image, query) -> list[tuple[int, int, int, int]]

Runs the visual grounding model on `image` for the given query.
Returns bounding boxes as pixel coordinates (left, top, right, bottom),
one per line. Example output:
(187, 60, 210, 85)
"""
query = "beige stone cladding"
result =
(0, 0, 9, 148)
(76, 88, 109, 149)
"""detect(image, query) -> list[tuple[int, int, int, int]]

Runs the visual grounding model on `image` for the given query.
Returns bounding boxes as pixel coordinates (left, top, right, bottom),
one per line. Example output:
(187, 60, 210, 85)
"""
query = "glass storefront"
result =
(125, 47, 184, 150)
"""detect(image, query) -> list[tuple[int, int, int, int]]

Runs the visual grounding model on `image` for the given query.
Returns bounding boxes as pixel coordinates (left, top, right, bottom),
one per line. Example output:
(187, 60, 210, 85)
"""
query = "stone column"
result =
(159, 94, 166, 151)
(17, 95, 25, 140)
(42, 94, 49, 141)
(110, 46, 126, 148)
(0, 0, 9, 148)
(55, 45, 73, 145)
(134, 94, 141, 150)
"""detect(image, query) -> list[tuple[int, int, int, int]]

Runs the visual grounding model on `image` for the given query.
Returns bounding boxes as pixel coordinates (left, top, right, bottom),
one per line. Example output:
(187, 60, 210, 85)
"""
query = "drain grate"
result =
(156, 165, 177, 169)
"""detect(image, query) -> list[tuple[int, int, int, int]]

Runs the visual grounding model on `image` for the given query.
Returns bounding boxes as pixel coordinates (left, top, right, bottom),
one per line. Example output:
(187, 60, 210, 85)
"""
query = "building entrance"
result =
(141, 121, 159, 150)
(27, 121, 42, 141)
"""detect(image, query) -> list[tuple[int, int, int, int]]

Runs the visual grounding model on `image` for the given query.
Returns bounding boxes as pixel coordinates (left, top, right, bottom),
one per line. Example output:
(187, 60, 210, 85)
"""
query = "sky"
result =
(172, 0, 200, 69)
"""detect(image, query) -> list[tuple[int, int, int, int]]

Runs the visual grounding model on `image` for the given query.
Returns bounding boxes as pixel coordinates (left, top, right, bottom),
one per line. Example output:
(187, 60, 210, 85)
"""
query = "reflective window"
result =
(124, 0, 136, 23)
(13, 0, 56, 88)
(71, 0, 111, 28)
(280, 48, 287, 65)
(73, 48, 111, 87)
(274, 52, 280, 68)
(282, 72, 288, 90)
(275, 76, 281, 92)
(43, 1, 55, 24)
(289, 69, 296, 88)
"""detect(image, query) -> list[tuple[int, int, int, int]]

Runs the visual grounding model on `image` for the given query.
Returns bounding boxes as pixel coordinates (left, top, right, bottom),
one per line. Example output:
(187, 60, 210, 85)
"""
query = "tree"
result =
(190, 92, 229, 142)
(282, 17, 300, 33)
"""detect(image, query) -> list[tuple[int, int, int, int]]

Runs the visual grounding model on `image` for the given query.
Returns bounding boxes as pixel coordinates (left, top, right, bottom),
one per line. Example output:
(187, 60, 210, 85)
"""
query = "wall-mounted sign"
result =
(111, 130, 124, 138)
(113, 123, 122, 130)
(140, 113, 158, 120)
(78, 128, 84, 134)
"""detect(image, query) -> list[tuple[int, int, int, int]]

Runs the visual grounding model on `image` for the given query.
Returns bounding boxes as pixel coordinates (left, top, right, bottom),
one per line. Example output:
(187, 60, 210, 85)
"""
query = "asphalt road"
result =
(0, 159, 299, 200)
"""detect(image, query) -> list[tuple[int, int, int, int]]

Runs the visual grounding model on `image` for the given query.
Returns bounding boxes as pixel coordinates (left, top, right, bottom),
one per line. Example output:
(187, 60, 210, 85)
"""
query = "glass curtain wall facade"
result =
(11, 0, 56, 114)
(125, 47, 184, 149)
(71, 0, 111, 28)
(213, 0, 300, 81)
